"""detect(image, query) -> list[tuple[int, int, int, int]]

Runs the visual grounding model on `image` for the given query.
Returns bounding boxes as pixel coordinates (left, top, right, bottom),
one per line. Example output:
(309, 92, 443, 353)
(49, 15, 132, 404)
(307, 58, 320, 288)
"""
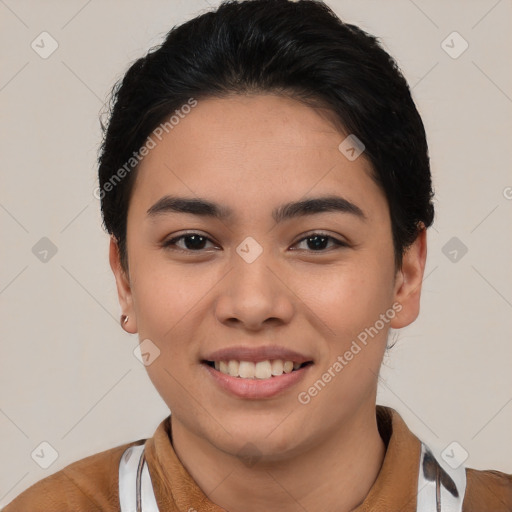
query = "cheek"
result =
(296, 256, 396, 341)
(294, 263, 394, 430)
(129, 262, 210, 411)
(129, 259, 225, 357)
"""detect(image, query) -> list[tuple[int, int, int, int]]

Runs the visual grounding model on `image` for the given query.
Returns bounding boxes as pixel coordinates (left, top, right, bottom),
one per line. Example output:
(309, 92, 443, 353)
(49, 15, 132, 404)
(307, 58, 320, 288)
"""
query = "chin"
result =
(214, 419, 305, 460)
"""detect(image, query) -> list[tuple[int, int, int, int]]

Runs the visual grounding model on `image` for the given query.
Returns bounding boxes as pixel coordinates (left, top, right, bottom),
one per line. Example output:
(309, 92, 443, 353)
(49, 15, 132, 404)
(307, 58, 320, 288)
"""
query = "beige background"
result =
(1, 0, 511, 505)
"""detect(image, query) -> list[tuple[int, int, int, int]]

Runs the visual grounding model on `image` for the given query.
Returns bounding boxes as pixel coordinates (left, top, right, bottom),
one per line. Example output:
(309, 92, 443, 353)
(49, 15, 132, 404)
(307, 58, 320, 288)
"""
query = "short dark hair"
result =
(98, 0, 434, 272)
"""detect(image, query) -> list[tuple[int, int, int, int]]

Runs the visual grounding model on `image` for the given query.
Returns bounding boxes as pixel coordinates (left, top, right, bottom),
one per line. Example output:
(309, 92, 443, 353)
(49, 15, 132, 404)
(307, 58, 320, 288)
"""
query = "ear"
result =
(109, 236, 137, 333)
(390, 226, 428, 329)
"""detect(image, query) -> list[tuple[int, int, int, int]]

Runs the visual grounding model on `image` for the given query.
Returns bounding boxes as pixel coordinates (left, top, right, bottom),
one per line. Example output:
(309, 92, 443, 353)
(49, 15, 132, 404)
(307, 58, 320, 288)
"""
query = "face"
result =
(110, 94, 426, 460)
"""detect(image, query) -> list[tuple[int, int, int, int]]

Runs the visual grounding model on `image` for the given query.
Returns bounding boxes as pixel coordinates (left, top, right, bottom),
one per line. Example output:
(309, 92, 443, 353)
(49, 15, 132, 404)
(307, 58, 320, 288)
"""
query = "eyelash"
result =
(162, 231, 348, 253)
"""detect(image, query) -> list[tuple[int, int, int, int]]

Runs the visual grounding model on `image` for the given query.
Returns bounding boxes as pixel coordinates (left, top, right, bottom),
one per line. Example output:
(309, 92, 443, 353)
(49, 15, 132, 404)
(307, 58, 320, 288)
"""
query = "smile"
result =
(204, 359, 313, 379)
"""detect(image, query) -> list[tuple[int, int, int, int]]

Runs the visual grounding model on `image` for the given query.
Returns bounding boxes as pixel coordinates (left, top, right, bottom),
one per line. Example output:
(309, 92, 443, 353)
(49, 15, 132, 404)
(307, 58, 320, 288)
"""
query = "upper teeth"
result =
(213, 360, 302, 379)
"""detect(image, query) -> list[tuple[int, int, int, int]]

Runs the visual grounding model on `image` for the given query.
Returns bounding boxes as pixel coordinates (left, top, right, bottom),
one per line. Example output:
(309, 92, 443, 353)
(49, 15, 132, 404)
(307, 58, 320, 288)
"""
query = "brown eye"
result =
(292, 232, 347, 252)
(163, 233, 216, 251)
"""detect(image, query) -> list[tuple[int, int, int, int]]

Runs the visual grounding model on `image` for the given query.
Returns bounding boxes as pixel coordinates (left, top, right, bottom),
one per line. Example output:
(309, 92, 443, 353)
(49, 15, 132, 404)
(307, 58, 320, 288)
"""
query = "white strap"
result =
(119, 444, 160, 512)
(417, 442, 466, 512)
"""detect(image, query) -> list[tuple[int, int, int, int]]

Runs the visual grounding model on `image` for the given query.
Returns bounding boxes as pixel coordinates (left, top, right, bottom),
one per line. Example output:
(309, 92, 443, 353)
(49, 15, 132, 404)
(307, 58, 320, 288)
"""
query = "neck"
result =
(171, 402, 387, 512)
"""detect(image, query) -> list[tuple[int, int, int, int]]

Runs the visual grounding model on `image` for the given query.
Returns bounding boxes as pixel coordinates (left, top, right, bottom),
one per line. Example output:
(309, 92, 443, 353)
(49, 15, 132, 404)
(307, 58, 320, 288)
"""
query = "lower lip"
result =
(203, 363, 312, 399)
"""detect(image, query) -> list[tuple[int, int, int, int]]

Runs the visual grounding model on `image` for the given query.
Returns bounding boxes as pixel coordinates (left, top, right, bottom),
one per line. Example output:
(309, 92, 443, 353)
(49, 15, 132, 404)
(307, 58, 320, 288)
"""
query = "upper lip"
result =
(203, 345, 313, 364)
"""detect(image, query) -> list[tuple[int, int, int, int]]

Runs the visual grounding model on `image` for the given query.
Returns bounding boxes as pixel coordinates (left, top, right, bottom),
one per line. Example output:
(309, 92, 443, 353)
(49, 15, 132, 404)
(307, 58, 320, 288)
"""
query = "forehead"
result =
(130, 94, 388, 223)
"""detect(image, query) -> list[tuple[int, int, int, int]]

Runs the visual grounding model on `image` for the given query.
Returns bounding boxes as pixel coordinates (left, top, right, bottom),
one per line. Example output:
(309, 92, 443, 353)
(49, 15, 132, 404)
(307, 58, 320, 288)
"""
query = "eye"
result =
(162, 233, 218, 252)
(292, 232, 348, 252)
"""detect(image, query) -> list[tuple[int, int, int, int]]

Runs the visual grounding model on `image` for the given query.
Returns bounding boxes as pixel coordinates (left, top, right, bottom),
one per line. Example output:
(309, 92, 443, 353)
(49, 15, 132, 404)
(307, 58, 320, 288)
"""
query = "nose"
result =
(214, 243, 295, 331)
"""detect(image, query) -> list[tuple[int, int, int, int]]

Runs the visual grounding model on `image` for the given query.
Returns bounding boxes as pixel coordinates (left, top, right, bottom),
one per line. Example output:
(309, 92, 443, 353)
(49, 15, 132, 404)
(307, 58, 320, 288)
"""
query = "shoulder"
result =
(463, 467, 512, 511)
(1, 439, 145, 512)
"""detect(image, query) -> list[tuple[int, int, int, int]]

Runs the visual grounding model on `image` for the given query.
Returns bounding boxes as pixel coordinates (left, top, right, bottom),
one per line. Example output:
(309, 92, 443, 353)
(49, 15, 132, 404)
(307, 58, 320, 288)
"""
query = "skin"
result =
(110, 93, 427, 512)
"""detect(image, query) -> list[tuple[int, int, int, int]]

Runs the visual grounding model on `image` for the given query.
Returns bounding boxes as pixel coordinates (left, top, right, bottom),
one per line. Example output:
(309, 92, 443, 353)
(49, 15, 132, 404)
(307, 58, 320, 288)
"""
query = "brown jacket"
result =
(3, 406, 511, 511)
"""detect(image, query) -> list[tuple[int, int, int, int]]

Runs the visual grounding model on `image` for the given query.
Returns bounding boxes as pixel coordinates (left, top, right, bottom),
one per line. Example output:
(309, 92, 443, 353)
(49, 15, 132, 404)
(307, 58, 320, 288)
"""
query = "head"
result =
(99, 0, 433, 460)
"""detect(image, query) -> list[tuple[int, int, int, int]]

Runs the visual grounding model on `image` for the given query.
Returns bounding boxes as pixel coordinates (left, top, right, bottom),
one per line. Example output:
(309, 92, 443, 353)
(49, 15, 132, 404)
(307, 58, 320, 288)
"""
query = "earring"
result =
(121, 314, 129, 326)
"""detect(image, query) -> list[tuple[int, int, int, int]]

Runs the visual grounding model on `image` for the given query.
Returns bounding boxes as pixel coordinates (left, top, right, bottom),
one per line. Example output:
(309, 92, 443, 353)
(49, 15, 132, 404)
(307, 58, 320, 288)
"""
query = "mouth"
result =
(202, 359, 314, 379)
(200, 346, 314, 399)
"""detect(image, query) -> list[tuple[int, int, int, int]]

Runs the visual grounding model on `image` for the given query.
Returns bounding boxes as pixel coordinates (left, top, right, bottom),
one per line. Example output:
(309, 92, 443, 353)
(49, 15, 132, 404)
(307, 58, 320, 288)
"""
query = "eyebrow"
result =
(146, 194, 366, 223)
